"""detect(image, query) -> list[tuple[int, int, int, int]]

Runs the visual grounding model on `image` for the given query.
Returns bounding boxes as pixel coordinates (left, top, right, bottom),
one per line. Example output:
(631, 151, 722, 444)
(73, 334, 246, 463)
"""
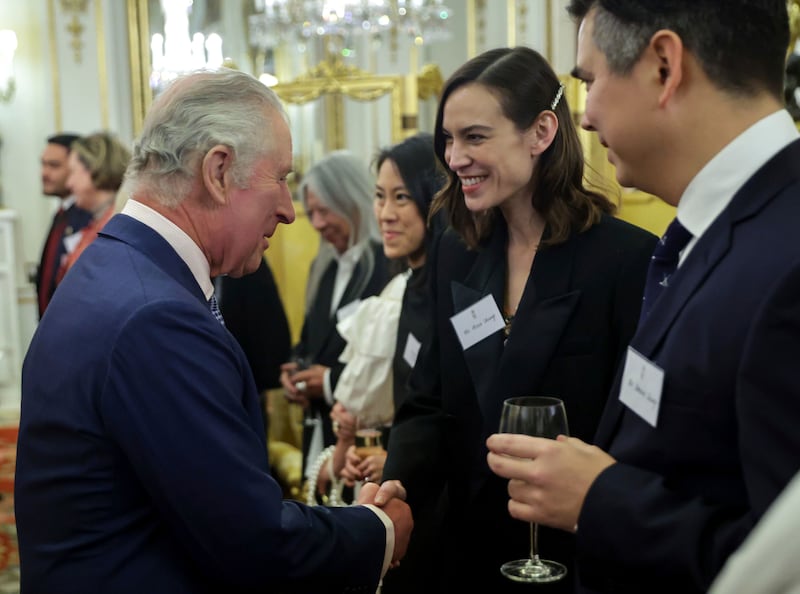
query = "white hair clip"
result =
(550, 83, 565, 110)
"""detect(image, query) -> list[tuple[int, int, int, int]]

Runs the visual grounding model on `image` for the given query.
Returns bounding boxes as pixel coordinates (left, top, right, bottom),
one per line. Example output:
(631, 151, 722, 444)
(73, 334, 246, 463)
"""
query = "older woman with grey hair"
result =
(280, 150, 390, 498)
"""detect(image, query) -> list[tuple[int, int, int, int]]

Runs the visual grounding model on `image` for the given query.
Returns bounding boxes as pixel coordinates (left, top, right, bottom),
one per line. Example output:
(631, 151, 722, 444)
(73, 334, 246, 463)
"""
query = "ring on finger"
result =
(295, 380, 307, 392)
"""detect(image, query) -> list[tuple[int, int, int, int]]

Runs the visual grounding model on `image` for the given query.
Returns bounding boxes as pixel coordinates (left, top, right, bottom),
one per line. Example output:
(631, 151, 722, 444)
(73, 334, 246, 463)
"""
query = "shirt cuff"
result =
(323, 368, 334, 406)
(363, 503, 394, 578)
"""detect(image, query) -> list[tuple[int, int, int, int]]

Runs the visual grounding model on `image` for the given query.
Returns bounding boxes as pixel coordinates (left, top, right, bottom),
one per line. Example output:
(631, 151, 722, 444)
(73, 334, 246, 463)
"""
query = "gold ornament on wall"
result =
(60, 0, 89, 63)
(417, 63, 443, 100)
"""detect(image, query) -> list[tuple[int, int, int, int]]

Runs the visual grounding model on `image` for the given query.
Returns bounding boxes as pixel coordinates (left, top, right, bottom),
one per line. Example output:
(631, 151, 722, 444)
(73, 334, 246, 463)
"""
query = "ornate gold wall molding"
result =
(417, 64, 443, 100)
(47, 0, 63, 131)
(59, 0, 89, 63)
(94, 0, 109, 128)
(272, 54, 405, 151)
(507, 1, 551, 60)
(467, 0, 487, 58)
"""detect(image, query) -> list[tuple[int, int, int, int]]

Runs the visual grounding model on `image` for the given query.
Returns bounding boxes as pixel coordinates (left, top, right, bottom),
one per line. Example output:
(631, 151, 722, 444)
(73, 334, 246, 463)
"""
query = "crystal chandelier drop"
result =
(150, 0, 226, 91)
(249, 0, 453, 50)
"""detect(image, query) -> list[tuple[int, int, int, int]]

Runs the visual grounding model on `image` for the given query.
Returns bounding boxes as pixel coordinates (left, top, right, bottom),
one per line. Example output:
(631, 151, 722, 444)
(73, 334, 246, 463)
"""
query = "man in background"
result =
(35, 133, 91, 317)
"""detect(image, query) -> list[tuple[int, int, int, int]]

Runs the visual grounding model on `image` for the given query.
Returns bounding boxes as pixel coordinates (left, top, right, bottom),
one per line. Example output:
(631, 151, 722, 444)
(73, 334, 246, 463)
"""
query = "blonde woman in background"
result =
(56, 132, 131, 282)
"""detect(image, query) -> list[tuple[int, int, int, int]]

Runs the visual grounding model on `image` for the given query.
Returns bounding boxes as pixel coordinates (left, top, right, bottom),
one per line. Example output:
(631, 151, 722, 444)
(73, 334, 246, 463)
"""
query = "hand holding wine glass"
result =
(351, 416, 386, 484)
(498, 396, 569, 584)
(354, 415, 384, 459)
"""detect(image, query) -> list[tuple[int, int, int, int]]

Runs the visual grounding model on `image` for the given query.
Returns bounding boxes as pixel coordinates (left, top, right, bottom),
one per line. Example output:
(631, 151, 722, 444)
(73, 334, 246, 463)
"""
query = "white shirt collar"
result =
(678, 109, 799, 242)
(62, 196, 77, 210)
(330, 241, 366, 315)
(121, 199, 214, 299)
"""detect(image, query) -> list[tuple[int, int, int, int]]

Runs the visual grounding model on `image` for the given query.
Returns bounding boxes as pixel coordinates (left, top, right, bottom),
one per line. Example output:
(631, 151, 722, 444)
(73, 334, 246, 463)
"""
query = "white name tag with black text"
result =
(403, 332, 421, 368)
(619, 346, 664, 427)
(449, 294, 505, 351)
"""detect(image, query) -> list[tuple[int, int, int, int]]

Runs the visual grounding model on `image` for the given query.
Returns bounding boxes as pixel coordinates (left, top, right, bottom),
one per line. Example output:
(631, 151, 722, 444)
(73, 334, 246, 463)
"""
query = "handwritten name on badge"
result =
(619, 346, 664, 427)
(450, 295, 506, 351)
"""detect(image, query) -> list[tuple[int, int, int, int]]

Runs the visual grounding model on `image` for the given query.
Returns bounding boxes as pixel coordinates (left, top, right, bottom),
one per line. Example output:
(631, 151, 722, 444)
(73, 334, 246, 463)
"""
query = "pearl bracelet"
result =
(304, 445, 345, 507)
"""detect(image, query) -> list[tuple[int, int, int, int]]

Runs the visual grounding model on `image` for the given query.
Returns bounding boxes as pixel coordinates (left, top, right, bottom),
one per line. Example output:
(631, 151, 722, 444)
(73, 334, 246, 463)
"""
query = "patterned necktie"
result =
(640, 217, 693, 322)
(209, 293, 225, 326)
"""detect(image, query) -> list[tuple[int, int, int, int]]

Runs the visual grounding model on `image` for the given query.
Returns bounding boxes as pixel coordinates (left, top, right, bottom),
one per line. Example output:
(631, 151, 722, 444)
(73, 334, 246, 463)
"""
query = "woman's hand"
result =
(342, 444, 387, 484)
(330, 402, 356, 440)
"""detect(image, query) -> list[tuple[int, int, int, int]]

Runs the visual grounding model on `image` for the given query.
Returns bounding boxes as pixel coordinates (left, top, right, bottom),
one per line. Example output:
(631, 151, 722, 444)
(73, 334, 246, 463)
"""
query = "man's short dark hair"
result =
(567, 0, 789, 99)
(46, 133, 81, 151)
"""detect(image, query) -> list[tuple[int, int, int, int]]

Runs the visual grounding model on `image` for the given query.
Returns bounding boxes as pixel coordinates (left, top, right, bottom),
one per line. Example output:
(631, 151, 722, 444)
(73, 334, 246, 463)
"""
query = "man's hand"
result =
(289, 365, 328, 400)
(280, 362, 308, 408)
(372, 479, 407, 506)
(486, 434, 615, 532)
(358, 482, 414, 565)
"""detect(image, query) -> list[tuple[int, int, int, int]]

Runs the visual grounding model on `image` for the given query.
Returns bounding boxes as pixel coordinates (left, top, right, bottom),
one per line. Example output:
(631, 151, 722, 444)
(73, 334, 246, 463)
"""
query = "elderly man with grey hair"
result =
(16, 68, 412, 594)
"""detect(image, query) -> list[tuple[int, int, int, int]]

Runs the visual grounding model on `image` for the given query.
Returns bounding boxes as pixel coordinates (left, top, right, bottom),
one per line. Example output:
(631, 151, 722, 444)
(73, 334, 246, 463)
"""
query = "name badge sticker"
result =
(63, 231, 83, 254)
(619, 346, 665, 428)
(403, 332, 421, 368)
(449, 294, 505, 351)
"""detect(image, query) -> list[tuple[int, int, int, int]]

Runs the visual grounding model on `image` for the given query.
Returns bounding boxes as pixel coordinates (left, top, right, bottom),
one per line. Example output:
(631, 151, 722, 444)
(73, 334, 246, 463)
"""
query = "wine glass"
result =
(498, 396, 569, 584)
(354, 416, 384, 460)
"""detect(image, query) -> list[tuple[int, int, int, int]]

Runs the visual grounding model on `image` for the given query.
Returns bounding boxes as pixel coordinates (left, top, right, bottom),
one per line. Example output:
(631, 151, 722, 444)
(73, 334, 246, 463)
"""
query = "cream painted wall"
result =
(0, 0, 134, 409)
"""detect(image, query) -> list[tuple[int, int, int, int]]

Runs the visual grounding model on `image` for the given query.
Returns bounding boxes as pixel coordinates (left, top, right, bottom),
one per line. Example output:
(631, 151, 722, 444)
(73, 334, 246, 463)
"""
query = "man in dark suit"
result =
(16, 69, 412, 594)
(35, 133, 91, 317)
(485, 2, 800, 593)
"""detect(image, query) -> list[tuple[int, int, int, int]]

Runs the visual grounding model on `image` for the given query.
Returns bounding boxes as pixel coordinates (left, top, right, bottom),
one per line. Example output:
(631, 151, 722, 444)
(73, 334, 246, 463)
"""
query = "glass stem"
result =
(530, 522, 541, 564)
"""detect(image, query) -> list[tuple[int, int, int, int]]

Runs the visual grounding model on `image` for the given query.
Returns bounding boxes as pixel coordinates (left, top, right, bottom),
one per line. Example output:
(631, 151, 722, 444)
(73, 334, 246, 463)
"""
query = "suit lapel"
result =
(99, 214, 207, 306)
(451, 223, 582, 435)
(488, 230, 581, 433)
(594, 138, 800, 448)
(451, 229, 506, 423)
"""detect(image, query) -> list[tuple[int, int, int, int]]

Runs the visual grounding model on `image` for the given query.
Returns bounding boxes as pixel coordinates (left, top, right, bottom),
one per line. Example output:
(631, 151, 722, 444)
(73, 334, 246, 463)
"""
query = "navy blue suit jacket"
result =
(576, 139, 800, 593)
(17, 214, 386, 594)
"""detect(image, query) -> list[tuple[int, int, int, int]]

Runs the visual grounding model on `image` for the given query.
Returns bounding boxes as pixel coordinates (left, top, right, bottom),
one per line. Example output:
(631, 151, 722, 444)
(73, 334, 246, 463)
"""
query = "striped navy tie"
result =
(209, 293, 225, 326)
(639, 217, 692, 323)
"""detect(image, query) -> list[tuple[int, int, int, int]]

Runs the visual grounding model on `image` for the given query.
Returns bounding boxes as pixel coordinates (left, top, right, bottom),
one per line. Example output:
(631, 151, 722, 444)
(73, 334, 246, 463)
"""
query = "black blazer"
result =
(576, 140, 800, 594)
(296, 240, 391, 470)
(383, 214, 657, 592)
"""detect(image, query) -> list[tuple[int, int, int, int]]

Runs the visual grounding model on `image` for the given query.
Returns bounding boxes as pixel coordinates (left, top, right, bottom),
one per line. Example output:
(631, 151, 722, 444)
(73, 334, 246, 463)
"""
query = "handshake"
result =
(357, 480, 413, 568)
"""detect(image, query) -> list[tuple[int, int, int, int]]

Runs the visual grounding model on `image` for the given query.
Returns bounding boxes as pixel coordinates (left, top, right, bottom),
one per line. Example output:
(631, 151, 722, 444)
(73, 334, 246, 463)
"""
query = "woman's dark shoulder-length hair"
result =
(431, 46, 614, 249)
(374, 132, 446, 284)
